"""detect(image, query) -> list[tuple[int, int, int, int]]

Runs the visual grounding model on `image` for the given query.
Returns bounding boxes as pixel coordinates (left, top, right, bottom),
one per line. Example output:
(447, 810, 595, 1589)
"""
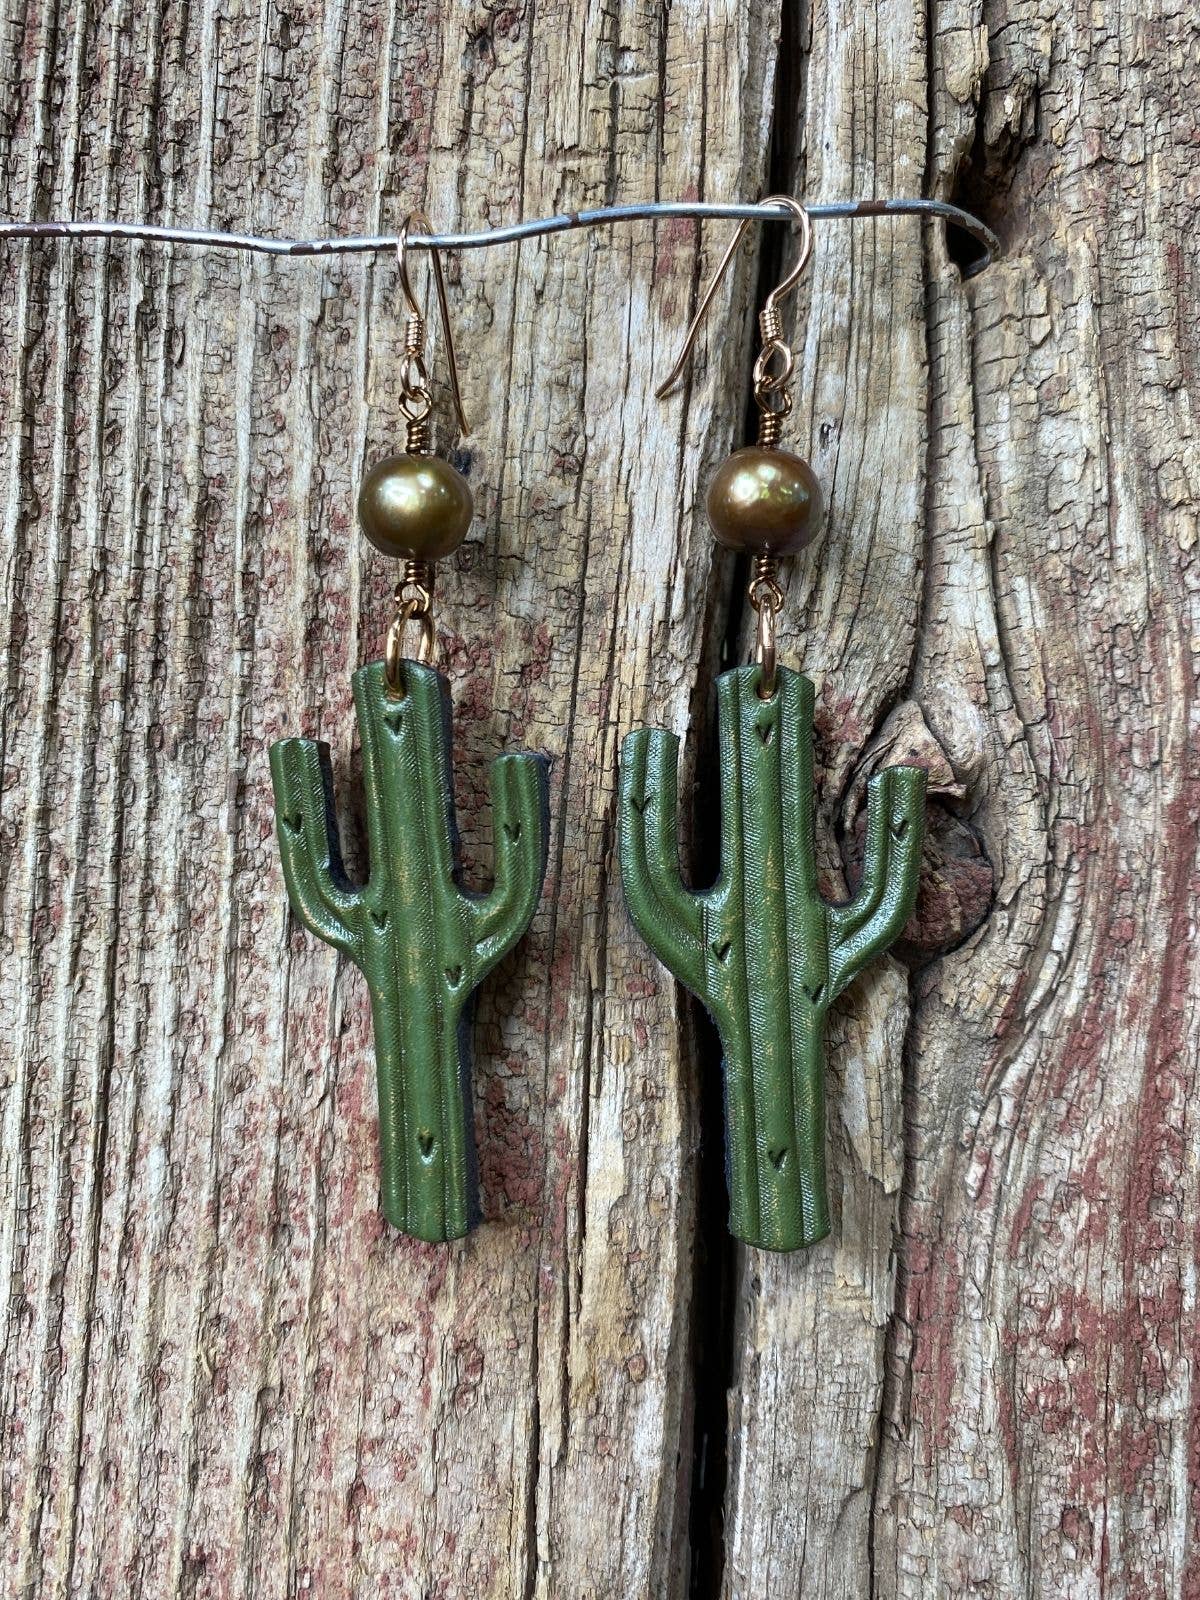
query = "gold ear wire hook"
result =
(397, 211, 469, 436)
(655, 196, 813, 400)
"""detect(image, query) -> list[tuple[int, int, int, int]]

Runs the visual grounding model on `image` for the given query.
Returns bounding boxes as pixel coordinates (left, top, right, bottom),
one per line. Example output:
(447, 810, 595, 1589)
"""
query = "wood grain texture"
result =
(2, 0, 1198, 1595)
(722, 0, 933, 1589)
(881, 0, 1200, 1593)
(723, 0, 1200, 1596)
(0, 1, 776, 1595)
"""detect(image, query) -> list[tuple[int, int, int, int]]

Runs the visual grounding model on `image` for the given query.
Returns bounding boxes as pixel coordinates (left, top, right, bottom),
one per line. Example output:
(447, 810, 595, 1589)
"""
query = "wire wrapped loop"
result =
(405, 415, 432, 453)
(752, 290, 798, 446)
(394, 215, 470, 440)
(399, 309, 435, 440)
(755, 394, 790, 448)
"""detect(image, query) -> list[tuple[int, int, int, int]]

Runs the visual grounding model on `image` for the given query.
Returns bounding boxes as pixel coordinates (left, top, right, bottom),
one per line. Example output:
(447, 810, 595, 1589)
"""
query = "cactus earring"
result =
(620, 200, 926, 1252)
(271, 218, 549, 1243)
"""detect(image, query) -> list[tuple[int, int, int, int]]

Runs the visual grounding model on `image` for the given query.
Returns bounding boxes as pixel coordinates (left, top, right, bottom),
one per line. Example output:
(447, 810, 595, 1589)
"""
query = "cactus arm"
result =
(619, 727, 707, 998)
(465, 752, 551, 976)
(826, 764, 926, 1001)
(269, 737, 364, 964)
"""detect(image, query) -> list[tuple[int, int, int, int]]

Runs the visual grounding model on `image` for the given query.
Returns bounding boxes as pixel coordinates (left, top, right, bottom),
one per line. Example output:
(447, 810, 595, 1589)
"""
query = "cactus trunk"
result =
(271, 661, 548, 1242)
(368, 984, 475, 1242)
(721, 1009, 827, 1251)
(620, 665, 925, 1252)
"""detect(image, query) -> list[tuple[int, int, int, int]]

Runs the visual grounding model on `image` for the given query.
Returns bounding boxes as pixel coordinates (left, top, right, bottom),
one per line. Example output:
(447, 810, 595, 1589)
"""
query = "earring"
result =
(619, 199, 926, 1253)
(270, 215, 549, 1243)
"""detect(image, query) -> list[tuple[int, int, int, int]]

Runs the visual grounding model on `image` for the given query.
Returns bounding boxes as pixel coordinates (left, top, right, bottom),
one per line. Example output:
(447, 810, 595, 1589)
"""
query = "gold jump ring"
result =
(385, 598, 438, 693)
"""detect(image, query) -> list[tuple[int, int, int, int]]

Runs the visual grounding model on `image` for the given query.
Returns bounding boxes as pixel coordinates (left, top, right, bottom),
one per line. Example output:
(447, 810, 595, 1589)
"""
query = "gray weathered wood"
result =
(723, 0, 1200, 1597)
(2, 0, 1197, 1595)
(0, 2, 777, 1594)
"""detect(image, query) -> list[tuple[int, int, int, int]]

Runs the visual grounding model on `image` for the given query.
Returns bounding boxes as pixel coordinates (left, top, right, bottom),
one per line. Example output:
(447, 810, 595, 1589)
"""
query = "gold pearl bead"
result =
(706, 447, 823, 554)
(358, 453, 474, 561)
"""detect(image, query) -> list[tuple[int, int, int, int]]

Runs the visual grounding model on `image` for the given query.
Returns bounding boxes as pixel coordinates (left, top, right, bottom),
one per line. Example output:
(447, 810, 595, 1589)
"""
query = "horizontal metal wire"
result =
(0, 196, 999, 275)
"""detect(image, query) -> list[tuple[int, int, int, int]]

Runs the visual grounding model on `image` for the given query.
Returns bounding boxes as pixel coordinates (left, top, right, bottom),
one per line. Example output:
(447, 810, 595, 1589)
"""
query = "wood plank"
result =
(724, 0, 1200, 1595)
(879, 0, 1200, 1592)
(0, 2, 780, 1594)
(721, 0, 932, 1588)
(4, 0, 1197, 1591)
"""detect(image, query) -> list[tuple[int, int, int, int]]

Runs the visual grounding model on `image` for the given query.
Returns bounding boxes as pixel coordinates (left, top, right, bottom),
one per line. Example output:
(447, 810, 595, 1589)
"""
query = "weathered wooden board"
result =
(1, 0, 1197, 1595)
(724, 0, 1200, 1597)
(721, 0, 933, 1587)
(0, 2, 782, 1596)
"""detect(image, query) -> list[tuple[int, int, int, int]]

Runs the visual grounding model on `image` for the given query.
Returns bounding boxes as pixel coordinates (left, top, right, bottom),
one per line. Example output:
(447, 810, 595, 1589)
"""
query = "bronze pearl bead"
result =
(706, 446, 823, 555)
(358, 453, 474, 561)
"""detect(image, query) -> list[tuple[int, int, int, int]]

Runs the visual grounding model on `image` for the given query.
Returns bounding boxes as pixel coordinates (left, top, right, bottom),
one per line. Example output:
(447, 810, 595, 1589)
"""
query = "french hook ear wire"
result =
(397, 211, 470, 437)
(655, 195, 813, 401)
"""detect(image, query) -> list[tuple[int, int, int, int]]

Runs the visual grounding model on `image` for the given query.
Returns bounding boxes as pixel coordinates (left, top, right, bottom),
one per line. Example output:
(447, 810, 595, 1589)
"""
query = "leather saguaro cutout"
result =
(271, 661, 548, 1242)
(620, 664, 925, 1252)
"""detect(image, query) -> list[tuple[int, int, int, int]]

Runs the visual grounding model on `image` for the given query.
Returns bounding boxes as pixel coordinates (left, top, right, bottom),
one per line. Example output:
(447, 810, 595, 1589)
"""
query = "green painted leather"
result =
(620, 665, 925, 1252)
(270, 660, 548, 1242)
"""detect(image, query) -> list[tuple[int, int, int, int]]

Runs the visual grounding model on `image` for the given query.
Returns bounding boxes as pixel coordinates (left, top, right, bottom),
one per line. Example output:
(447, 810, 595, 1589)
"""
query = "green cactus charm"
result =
(620, 665, 925, 1252)
(271, 660, 548, 1243)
